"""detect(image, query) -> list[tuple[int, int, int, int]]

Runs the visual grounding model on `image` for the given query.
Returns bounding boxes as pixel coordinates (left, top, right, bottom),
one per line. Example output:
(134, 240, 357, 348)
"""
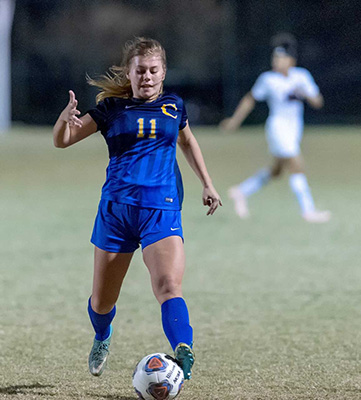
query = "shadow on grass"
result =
(0, 383, 55, 396)
(0, 385, 136, 400)
(90, 395, 136, 400)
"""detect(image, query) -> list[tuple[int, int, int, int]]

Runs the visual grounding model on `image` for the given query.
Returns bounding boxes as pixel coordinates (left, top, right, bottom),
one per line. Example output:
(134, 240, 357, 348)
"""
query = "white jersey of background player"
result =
(220, 35, 331, 223)
(253, 64, 319, 158)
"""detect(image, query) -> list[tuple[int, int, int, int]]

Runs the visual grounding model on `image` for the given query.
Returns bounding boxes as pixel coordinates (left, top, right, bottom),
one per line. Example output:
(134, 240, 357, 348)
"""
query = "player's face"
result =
(128, 54, 166, 101)
(272, 54, 295, 74)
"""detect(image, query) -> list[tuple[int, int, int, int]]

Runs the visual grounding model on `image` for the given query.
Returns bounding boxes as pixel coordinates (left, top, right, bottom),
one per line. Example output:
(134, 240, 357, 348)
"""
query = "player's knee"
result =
(154, 275, 182, 303)
(289, 164, 304, 174)
(91, 296, 115, 314)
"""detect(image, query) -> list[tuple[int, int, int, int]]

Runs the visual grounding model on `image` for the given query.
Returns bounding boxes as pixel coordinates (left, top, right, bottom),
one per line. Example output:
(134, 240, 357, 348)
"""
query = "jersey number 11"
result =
(137, 118, 156, 139)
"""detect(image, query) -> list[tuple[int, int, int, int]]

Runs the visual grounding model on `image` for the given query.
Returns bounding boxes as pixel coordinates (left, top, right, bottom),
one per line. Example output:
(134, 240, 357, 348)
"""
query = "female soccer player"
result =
(221, 34, 330, 223)
(53, 37, 222, 380)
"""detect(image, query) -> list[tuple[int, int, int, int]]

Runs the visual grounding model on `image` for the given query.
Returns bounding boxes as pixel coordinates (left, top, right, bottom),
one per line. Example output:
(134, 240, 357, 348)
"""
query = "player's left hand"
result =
(288, 86, 306, 102)
(203, 185, 222, 216)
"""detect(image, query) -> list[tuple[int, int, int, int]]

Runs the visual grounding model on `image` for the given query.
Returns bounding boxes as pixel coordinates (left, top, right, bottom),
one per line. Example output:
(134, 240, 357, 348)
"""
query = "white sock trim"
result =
(240, 168, 271, 197)
(289, 173, 315, 214)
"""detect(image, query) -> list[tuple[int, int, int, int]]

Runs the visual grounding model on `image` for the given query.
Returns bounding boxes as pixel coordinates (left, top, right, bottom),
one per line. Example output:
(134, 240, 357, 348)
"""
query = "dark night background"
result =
(11, 0, 361, 125)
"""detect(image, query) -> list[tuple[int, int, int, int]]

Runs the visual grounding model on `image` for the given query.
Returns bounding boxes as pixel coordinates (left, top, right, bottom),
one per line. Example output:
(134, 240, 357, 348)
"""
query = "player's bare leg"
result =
(143, 236, 195, 380)
(143, 236, 185, 305)
(91, 248, 133, 313)
(88, 248, 133, 376)
(271, 157, 287, 178)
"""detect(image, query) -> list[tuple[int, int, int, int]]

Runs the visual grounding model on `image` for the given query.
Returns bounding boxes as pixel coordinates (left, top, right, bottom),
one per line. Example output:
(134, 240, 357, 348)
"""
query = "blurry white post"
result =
(0, 0, 15, 133)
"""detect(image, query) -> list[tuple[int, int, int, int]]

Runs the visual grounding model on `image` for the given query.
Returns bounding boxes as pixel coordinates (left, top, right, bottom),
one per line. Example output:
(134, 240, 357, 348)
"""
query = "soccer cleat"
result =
(174, 343, 195, 380)
(303, 210, 331, 224)
(228, 185, 250, 219)
(88, 325, 113, 376)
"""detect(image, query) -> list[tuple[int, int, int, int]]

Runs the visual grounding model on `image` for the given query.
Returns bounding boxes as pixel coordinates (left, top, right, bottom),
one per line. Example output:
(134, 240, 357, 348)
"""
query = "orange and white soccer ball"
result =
(132, 353, 184, 400)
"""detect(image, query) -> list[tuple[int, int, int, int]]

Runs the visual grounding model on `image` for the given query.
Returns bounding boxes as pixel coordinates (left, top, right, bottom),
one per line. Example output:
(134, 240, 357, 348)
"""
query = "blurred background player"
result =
(53, 37, 222, 380)
(220, 33, 331, 223)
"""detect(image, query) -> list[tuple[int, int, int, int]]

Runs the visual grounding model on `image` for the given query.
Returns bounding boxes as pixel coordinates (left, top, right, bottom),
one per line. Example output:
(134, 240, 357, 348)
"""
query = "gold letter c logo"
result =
(161, 103, 178, 119)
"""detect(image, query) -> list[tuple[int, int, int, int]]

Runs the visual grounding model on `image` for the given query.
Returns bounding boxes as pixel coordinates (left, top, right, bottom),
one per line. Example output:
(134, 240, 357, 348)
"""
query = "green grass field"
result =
(1, 125, 361, 399)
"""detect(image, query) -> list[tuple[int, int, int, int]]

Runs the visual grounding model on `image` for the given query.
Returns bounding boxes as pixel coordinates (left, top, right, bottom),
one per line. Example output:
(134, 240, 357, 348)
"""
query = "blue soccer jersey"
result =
(88, 92, 188, 210)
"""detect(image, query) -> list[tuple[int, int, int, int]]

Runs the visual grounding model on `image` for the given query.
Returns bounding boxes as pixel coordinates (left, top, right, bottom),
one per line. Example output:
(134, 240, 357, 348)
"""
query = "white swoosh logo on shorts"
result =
(171, 227, 180, 231)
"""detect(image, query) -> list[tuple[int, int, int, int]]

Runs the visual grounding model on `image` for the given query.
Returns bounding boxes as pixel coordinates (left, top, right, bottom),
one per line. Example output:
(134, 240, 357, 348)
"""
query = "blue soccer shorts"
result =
(91, 199, 183, 253)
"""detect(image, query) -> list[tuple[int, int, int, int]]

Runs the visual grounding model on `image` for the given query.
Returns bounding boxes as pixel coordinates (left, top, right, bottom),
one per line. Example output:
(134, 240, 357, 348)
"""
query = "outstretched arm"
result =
(219, 92, 256, 131)
(305, 93, 324, 109)
(178, 122, 222, 215)
(53, 90, 97, 148)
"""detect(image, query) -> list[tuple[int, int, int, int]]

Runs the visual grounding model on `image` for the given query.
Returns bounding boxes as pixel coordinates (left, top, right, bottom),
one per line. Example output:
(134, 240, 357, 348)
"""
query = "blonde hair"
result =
(88, 37, 167, 103)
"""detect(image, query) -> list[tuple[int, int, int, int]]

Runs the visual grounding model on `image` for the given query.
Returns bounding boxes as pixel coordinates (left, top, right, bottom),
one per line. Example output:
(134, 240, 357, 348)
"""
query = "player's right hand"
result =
(65, 90, 83, 128)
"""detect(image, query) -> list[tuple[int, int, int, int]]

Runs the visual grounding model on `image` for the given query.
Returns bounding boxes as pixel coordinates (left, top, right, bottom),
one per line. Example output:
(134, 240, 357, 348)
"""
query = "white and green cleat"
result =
(88, 325, 113, 377)
(174, 343, 195, 380)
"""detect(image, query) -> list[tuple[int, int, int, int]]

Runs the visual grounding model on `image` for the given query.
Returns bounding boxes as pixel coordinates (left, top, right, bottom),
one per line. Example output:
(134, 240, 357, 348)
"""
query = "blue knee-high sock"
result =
(88, 297, 116, 341)
(161, 297, 193, 351)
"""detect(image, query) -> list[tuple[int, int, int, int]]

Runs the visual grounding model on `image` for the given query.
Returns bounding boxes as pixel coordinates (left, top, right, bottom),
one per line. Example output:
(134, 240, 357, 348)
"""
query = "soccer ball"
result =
(132, 353, 184, 400)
